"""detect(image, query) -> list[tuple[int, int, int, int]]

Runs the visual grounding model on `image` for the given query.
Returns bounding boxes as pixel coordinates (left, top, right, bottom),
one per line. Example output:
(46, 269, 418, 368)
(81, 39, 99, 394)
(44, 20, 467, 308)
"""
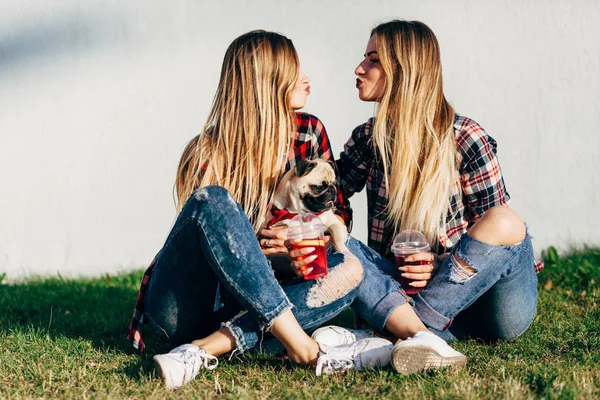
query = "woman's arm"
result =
(456, 117, 510, 219)
(335, 119, 374, 202)
(303, 114, 354, 230)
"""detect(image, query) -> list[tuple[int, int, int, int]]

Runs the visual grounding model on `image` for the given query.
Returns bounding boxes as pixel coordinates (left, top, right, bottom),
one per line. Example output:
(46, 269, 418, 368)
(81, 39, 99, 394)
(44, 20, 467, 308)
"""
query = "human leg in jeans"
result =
(413, 206, 538, 341)
(349, 206, 538, 342)
(146, 186, 389, 387)
(310, 236, 462, 374)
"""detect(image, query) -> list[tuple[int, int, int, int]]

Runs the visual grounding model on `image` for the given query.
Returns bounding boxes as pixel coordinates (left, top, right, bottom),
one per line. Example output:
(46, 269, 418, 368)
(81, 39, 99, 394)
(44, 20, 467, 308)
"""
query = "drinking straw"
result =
(294, 191, 305, 221)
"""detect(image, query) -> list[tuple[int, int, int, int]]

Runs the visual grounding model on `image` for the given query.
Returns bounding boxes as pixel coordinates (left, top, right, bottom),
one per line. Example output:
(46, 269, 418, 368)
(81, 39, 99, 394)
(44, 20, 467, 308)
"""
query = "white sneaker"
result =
(153, 344, 218, 389)
(315, 337, 393, 376)
(311, 325, 376, 347)
(391, 331, 467, 374)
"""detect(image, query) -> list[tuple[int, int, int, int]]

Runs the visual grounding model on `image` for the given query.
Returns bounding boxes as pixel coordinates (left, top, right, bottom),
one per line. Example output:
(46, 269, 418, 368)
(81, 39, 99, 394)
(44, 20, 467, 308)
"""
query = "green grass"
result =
(1, 247, 599, 399)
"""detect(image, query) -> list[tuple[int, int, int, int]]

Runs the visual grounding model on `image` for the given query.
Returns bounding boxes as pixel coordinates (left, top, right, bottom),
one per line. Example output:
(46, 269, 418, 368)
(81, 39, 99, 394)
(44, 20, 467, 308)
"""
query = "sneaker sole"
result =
(391, 344, 467, 375)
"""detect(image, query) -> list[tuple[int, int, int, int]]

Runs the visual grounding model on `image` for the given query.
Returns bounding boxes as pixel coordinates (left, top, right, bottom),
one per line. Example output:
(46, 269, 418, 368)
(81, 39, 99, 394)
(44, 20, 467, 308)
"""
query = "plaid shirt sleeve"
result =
(303, 114, 353, 229)
(336, 119, 374, 198)
(126, 258, 156, 352)
(456, 116, 510, 219)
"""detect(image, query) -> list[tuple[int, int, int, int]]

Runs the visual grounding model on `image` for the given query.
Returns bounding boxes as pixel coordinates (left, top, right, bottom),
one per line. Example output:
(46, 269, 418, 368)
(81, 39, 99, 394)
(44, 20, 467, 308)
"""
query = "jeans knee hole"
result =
(449, 251, 477, 284)
(306, 259, 363, 308)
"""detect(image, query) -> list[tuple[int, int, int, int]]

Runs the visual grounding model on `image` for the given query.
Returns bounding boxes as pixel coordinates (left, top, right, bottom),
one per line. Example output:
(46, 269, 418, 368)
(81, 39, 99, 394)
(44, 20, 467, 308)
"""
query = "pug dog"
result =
(266, 158, 350, 255)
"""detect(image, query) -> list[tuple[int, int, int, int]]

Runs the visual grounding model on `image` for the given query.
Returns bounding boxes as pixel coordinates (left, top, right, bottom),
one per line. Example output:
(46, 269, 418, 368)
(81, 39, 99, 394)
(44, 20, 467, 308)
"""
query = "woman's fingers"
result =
(284, 238, 301, 249)
(295, 266, 314, 277)
(399, 259, 437, 287)
(398, 263, 435, 274)
(260, 237, 286, 248)
(259, 225, 289, 241)
(285, 240, 318, 277)
(261, 246, 289, 256)
(400, 272, 432, 281)
(407, 279, 428, 288)
(290, 250, 316, 277)
(404, 251, 436, 263)
(259, 225, 289, 250)
(259, 226, 290, 254)
(289, 246, 316, 259)
(292, 254, 318, 270)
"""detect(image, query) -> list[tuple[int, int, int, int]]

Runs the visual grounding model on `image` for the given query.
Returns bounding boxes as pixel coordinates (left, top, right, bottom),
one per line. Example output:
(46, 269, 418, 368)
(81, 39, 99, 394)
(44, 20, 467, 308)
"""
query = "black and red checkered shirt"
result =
(337, 114, 544, 273)
(127, 112, 352, 352)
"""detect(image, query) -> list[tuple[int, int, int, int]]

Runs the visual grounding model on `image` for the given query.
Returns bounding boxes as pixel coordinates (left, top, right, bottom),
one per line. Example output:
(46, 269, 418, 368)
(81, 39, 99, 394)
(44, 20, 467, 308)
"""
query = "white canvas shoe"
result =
(315, 337, 394, 376)
(153, 344, 218, 389)
(391, 331, 467, 374)
(311, 325, 376, 347)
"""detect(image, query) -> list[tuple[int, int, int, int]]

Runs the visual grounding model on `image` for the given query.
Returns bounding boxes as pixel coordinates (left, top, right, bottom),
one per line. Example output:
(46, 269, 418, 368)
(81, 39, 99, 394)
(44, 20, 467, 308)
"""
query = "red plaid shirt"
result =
(127, 112, 351, 352)
(337, 114, 544, 273)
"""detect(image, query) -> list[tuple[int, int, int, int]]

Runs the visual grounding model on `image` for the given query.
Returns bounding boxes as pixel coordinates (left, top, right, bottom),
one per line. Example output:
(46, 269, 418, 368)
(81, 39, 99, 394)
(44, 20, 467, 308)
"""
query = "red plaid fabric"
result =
(291, 113, 352, 226)
(126, 258, 155, 351)
(126, 112, 351, 352)
(337, 114, 544, 273)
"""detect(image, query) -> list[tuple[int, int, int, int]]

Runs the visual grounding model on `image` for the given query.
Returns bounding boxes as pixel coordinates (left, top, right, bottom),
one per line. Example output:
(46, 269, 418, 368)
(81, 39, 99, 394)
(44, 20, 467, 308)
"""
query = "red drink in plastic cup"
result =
(395, 252, 429, 295)
(290, 238, 328, 280)
(288, 214, 328, 280)
(391, 231, 431, 295)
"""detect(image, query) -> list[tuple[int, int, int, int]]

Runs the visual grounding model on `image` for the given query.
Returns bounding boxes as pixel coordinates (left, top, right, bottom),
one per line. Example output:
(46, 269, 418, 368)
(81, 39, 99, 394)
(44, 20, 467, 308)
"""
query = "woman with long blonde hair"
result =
(334, 20, 541, 343)
(127, 29, 466, 389)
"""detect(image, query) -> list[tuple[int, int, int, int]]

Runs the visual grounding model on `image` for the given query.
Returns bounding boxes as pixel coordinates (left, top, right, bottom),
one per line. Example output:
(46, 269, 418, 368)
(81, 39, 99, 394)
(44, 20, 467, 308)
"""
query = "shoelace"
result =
(180, 348, 219, 382)
(315, 355, 354, 376)
(341, 330, 355, 343)
(197, 349, 219, 371)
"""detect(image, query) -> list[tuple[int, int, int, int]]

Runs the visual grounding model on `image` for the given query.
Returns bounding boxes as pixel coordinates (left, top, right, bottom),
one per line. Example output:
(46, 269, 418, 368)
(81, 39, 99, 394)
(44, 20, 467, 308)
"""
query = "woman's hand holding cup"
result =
(286, 236, 331, 278)
(286, 214, 329, 280)
(398, 252, 445, 289)
(258, 225, 289, 255)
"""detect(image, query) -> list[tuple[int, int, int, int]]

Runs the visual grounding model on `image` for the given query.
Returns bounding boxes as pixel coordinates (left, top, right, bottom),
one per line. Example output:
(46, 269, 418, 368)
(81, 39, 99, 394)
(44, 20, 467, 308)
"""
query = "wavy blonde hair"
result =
(175, 30, 299, 232)
(371, 20, 458, 246)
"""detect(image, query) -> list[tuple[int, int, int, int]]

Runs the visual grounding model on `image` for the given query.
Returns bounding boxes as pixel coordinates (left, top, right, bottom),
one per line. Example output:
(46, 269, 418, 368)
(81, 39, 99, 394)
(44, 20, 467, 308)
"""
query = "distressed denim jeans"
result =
(345, 237, 413, 331)
(349, 233, 538, 342)
(144, 185, 397, 353)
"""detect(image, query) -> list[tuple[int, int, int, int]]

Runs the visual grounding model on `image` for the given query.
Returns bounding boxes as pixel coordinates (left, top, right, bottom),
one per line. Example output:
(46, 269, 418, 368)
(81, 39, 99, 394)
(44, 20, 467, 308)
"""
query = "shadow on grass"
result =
(0, 270, 177, 381)
(2, 244, 594, 354)
(0, 269, 358, 381)
(3, 246, 595, 385)
(0, 271, 151, 351)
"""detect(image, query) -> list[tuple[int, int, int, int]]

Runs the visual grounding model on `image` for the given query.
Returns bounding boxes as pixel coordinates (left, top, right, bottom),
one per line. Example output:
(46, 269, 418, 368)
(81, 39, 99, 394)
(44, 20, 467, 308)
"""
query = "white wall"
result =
(1, 0, 599, 280)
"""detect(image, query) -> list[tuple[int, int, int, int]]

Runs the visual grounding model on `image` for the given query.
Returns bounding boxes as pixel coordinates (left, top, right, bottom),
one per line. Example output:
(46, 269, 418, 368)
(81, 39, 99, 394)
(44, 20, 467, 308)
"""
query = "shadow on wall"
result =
(0, 11, 125, 78)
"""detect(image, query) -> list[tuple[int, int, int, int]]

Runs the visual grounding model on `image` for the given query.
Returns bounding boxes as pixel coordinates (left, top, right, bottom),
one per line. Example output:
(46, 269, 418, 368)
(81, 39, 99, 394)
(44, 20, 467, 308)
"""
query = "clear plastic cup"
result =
(391, 230, 431, 295)
(288, 214, 328, 280)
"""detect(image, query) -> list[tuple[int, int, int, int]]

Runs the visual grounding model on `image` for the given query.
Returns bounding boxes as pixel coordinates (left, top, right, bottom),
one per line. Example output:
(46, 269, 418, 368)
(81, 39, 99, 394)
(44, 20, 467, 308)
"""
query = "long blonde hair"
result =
(175, 30, 299, 232)
(371, 20, 458, 245)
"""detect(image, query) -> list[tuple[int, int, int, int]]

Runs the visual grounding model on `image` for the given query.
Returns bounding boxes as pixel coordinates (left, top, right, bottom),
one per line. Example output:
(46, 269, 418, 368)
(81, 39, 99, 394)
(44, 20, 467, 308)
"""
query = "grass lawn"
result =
(1, 247, 599, 399)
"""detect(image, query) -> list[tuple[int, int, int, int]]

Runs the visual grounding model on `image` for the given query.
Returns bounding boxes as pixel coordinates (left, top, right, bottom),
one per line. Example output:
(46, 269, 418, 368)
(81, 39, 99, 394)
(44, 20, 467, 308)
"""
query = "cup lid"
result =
(393, 230, 427, 244)
(391, 230, 430, 254)
(287, 213, 326, 238)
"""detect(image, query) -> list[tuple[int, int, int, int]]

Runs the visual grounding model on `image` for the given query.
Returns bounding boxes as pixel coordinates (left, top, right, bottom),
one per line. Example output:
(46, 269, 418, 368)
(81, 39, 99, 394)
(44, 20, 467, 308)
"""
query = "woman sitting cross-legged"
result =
(330, 20, 541, 344)
(127, 29, 466, 390)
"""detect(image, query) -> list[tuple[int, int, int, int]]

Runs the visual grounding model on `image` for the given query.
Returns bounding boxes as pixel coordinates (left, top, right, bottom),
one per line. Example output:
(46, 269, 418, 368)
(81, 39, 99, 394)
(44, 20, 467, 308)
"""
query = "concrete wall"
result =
(1, 0, 599, 279)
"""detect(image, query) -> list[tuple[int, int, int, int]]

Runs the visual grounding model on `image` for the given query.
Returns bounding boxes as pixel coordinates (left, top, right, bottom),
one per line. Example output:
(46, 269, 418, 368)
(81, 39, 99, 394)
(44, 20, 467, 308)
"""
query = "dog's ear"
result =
(295, 160, 316, 177)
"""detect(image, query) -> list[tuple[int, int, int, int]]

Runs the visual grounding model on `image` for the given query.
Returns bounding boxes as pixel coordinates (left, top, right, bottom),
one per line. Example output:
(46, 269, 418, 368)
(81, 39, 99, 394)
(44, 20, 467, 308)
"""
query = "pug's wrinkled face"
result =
(291, 159, 338, 213)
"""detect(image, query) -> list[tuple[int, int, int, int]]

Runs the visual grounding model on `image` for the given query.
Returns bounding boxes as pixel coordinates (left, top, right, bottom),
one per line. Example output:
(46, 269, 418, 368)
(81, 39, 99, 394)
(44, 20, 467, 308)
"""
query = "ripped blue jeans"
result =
(144, 185, 389, 353)
(349, 233, 538, 342)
